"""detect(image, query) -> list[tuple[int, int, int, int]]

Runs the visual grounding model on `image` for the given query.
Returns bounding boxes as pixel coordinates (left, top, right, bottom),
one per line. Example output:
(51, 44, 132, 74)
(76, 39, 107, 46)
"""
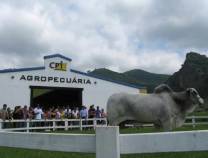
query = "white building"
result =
(0, 54, 146, 110)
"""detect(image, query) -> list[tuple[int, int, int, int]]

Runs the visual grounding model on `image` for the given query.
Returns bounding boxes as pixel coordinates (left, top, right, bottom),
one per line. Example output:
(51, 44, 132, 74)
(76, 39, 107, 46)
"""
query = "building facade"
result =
(0, 54, 146, 110)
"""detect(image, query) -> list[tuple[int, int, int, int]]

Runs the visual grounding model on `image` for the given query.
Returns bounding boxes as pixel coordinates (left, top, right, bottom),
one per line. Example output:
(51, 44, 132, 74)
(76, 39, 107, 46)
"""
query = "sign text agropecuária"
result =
(18, 75, 92, 84)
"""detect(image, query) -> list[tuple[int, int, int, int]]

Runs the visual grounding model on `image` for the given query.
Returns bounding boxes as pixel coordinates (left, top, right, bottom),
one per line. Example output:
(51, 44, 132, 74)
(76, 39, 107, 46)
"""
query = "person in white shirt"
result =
(33, 105, 43, 127)
(33, 105, 43, 120)
(55, 109, 61, 119)
(72, 107, 79, 119)
(72, 107, 79, 125)
(64, 106, 72, 118)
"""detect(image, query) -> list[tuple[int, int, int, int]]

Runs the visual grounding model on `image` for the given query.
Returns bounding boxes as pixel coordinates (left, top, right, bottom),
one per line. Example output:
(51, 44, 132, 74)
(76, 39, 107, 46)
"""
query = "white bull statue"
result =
(107, 84, 204, 131)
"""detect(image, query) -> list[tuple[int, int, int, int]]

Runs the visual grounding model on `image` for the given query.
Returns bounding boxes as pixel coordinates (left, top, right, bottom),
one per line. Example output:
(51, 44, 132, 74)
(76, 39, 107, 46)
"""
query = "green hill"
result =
(88, 68, 170, 92)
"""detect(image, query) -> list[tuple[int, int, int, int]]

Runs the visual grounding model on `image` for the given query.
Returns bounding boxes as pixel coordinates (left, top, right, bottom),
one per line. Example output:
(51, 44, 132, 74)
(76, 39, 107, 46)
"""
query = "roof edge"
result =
(0, 66, 45, 73)
(44, 54, 72, 62)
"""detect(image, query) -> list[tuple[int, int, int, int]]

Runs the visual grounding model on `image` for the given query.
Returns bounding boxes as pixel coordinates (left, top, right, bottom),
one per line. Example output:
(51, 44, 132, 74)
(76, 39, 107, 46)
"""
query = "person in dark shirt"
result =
(95, 106, 101, 118)
(88, 105, 95, 118)
(0, 104, 8, 128)
(13, 106, 23, 128)
(95, 106, 101, 124)
(88, 105, 95, 126)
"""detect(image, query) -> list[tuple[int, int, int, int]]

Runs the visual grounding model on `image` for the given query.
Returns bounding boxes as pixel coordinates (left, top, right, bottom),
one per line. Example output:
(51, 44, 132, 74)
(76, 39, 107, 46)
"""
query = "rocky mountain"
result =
(166, 52, 208, 103)
(88, 68, 170, 92)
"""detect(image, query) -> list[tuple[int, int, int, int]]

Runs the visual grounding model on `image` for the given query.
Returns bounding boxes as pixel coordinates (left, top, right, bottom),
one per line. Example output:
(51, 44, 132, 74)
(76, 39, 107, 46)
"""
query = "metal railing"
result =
(0, 118, 107, 132)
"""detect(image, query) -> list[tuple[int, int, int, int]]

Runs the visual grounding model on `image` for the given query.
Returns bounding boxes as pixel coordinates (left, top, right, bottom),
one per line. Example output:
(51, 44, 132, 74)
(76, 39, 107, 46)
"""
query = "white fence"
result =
(125, 116, 208, 128)
(185, 116, 208, 128)
(0, 116, 207, 133)
(0, 131, 96, 153)
(0, 118, 107, 132)
(1, 127, 208, 158)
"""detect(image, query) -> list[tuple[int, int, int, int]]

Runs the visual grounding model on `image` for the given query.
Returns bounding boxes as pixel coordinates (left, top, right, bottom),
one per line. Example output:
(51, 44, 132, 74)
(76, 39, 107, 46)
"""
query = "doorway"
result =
(30, 86, 83, 110)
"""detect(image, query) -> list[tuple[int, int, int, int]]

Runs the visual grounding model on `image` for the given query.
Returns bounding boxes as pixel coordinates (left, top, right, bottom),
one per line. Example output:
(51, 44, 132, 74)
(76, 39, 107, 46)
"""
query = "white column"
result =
(96, 126, 120, 158)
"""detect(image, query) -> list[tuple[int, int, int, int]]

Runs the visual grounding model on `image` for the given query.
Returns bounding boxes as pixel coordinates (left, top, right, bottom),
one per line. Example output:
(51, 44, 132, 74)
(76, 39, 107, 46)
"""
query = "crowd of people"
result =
(0, 104, 107, 120)
(0, 104, 107, 129)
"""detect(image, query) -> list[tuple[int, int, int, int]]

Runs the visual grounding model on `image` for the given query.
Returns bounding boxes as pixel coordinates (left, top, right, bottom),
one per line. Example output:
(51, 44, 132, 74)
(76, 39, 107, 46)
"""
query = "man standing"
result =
(34, 105, 43, 120)
(0, 104, 8, 129)
(80, 106, 88, 128)
(33, 105, 43, 127)
(80, 106, 88, 119)
(22, 105, 29, 127)
(88, 105, 95, 118)
(95, 106, 101, 124)
(95, 106, 101, 118)
(88, 105, 95, 126)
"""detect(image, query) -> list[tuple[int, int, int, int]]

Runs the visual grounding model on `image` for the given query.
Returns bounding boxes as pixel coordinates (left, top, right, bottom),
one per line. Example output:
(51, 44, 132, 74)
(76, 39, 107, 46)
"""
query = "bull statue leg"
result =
(161, 118, 173, 131)
(108, 115, 134, 126)
(108, 117, 124, 126)
(153, 121, 162, 129)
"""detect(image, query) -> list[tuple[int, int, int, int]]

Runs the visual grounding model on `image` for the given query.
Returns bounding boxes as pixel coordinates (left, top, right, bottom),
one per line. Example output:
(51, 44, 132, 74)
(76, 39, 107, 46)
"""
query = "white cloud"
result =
(136, 50, 184, 74)
(0, 0, 207, 74)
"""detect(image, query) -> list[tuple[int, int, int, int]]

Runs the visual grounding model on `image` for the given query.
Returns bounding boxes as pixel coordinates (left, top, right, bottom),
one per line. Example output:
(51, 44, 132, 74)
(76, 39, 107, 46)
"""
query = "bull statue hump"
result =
(107, 84, 204, 131)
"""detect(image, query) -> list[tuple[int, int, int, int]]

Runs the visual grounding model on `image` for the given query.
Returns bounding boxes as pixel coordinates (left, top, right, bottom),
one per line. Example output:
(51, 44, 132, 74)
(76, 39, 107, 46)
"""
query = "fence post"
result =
(64, 120, 68, 131)
(93, 118, 97, 130)
(192, 116, 196, 128)
(0, 119, 2, 131)
(80, 119, 83, 131)
(96, 126, 120, 158)
(105, 118, 107, 126)
(53, 119, 56, 131)
(26, 119, 30, 133)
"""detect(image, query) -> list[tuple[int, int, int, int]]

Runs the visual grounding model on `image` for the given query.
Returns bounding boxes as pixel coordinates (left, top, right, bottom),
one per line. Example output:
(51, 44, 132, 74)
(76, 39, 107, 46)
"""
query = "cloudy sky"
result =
(0, 0, 208, 74)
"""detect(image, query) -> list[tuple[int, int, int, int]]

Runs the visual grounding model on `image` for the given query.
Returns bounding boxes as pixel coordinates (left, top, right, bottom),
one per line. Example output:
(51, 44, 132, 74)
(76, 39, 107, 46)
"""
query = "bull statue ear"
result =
(154, 84, 173, 94)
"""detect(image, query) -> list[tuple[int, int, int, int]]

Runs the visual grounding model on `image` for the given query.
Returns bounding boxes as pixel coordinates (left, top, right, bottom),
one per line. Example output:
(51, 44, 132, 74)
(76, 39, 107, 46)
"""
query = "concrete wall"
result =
(120, 130, 208, 154)
(1, 127, 208, 158)
(0, 132, 95, 153)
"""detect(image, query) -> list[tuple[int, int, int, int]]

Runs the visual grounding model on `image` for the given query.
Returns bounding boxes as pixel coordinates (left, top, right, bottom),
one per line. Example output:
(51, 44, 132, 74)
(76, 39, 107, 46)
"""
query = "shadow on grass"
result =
(1, 147, 208, 158)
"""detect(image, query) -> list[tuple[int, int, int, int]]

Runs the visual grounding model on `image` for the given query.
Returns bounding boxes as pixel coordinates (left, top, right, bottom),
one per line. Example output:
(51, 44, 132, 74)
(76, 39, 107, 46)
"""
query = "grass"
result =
(0, 147, 208, 158)
(122, 151, 208, 158)
(119, 124, 208, 134)
(189, 110, 208, 116)
(0, 147, 94, 158)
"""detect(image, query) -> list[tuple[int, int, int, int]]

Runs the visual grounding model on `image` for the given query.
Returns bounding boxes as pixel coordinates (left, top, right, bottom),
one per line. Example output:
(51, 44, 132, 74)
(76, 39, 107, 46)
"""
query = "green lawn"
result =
(189, 110, 208, 116)
(122, 151, 208, 158)
(0, 147, 208, 158)
(0, 147, 94, 158)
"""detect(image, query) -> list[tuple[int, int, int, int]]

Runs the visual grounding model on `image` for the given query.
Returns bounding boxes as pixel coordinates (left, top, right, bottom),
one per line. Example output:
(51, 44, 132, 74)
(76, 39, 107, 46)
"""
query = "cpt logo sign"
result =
(49, 61, 67, 71)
